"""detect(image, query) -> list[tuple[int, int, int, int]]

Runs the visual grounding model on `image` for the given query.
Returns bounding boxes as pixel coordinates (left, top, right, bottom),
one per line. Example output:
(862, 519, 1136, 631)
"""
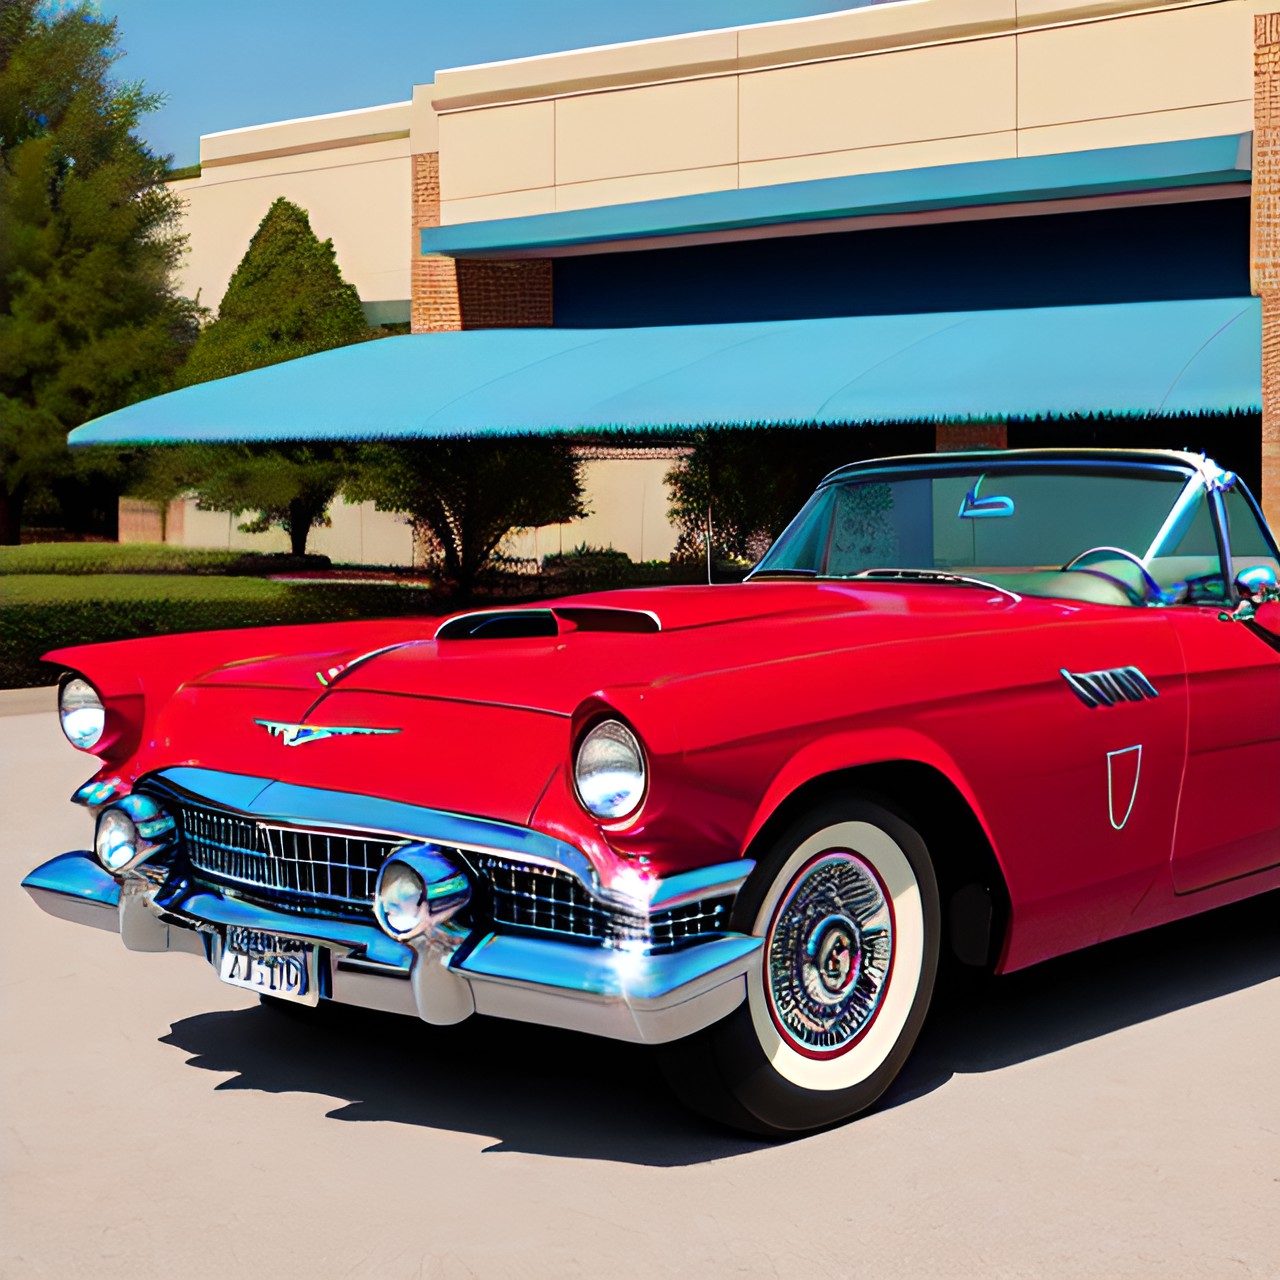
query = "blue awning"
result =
(69, 297, 1261, 446)
(421, 135, 1251, 258)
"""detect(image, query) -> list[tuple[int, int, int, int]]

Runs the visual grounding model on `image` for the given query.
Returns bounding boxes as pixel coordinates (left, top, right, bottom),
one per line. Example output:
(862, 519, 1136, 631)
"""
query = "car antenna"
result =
(706, 498, 714, 586)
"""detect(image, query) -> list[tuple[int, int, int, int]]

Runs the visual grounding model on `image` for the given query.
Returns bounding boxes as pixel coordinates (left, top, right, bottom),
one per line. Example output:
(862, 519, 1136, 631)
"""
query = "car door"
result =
(1167, 486, 1280, 892)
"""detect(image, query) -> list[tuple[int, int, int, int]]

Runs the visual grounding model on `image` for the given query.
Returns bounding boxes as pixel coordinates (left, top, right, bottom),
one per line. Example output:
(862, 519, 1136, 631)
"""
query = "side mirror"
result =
(1235, 565, 1280, 602)
(1222, 565, 1280, 622)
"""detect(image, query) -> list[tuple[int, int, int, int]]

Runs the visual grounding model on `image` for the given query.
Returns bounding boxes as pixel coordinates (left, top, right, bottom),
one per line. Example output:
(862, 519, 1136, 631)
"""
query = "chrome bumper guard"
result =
(22, 848, 761, 1045)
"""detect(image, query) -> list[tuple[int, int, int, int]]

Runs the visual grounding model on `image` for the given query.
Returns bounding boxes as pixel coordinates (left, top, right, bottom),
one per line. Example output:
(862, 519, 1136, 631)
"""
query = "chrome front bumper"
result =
(22, 850, 762, 1045)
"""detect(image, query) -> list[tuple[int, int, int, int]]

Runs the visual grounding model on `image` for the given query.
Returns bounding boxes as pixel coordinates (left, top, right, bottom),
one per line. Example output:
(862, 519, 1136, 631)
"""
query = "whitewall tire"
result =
(659, 796, 940, 1135)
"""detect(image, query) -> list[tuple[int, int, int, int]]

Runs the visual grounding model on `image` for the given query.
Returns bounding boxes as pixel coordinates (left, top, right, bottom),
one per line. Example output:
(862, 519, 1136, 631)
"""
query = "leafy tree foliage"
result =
(666, 425, 934, 562)
(346, 439, 588, 596)
(178, 197, 368, 384)
(0, 0, 199, 543)
(168, 197, 373, 555)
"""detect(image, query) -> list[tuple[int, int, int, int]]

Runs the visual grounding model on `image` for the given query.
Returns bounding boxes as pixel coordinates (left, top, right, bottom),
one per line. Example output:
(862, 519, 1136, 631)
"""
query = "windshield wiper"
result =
(747, 567, 819, 579)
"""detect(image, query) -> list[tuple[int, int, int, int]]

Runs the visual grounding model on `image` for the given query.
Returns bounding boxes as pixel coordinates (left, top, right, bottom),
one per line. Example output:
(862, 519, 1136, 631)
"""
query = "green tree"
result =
(0, 0, 199, 544)
(667, 424, 932, 562)
(346, 438, 588, 597)
(172, 197, 371, 555)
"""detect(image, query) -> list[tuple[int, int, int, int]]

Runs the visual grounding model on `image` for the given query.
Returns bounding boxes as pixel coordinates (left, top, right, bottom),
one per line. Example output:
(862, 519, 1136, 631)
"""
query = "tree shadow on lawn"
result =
(160, 889, 1279, 1165)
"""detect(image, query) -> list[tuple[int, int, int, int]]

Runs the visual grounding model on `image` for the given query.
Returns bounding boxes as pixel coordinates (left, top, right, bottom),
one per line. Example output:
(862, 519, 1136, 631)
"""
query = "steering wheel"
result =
(1061, 546, 1167, 606)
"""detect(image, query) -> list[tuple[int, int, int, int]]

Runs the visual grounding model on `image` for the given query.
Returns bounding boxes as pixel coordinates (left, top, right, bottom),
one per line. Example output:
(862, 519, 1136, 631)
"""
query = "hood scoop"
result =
(435, 606, 661, 641)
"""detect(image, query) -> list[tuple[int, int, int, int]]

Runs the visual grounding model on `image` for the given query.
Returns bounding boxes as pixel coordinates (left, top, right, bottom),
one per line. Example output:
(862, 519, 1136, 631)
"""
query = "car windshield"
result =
(752, 463, 1226, 606)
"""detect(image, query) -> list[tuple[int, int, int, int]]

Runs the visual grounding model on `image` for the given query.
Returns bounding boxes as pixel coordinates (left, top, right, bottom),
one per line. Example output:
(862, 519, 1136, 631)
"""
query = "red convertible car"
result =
(22, 449, 1280, 1134)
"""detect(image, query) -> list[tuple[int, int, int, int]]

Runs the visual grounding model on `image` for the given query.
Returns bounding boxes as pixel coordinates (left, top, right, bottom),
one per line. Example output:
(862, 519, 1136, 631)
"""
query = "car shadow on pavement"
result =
(160, 888, 1279, 1163)
(884, 887, 1280, 1111)
(160, 1001, 767, 1166)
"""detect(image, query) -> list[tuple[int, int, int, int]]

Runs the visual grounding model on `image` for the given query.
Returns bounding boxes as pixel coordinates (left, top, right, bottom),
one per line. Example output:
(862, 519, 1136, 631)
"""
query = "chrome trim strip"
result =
(458, 931, 761, 1007)
(646, 860, 753, 911)
(158, 887, 414, 968)
(316, 641, 426, 688)
(337, 954, 411, 977)
(149, 766, 599, 889)
(1143, 474, 1204, 561)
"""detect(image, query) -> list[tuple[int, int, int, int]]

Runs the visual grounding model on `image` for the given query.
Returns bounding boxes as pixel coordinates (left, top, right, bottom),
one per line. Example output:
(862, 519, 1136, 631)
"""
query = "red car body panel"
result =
(48, 575, 1280, 977)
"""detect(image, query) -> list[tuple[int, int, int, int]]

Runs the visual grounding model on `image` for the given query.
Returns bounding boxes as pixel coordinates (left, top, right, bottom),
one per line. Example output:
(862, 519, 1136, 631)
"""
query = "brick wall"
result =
(410, 152, 552, 333)
(117, 498, 185, 544)
(935, 421, 1008, 452)
(1255, 15, 1280, 528)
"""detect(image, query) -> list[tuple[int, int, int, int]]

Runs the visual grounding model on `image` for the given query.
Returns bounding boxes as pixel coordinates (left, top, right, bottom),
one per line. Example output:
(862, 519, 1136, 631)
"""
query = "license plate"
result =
(219, 926, 319, 1006)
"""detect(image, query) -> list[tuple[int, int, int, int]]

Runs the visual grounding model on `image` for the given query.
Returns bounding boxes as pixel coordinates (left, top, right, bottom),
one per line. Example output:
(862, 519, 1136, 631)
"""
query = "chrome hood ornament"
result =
(254, 719, 401, 747)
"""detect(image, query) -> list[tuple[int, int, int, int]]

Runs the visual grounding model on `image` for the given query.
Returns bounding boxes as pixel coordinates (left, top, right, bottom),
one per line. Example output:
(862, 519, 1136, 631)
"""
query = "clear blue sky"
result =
(98, 1, 876, 168)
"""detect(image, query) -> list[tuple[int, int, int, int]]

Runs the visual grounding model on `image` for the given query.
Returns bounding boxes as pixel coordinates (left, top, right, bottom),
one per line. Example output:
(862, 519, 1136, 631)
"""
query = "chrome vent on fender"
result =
(1060, 666, 1158, 709)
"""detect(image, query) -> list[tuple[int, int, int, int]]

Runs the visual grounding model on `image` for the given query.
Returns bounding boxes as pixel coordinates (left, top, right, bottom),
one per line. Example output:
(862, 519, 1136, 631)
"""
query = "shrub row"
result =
(0, 543, 333, 576)
(0, 576, 434, 688)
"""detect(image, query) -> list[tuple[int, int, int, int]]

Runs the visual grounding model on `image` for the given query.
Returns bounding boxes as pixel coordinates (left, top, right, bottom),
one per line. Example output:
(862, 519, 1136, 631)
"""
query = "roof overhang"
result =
(420, 135, 1252, 260)
(69, 297, 1260, 447)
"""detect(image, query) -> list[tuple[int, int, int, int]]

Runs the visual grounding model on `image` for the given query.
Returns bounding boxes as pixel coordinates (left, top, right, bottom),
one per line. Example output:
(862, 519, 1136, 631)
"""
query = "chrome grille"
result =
(174, 800, 405, 915)
(158, 793, 734, 946)
(650, 897, 732, 949)
(472, 854, 731, 950)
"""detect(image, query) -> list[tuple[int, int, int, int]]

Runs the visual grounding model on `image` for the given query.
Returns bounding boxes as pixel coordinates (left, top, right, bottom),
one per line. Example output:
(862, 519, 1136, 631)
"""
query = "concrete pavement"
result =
(3, 698, 1278, 1279)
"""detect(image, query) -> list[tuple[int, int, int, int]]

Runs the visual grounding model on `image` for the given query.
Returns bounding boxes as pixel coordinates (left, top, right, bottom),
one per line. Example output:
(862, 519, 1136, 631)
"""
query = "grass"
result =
(0, 544, 273, 575)
(0, 575, 438, 688)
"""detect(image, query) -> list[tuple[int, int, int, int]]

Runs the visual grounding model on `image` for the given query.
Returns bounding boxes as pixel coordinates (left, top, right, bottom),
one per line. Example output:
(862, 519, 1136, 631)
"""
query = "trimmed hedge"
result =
(0, 575, 435, 688)
(0, 543, 330, 576)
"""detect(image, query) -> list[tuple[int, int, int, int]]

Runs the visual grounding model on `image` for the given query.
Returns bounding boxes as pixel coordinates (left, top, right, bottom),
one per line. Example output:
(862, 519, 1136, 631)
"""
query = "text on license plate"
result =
(219, 926, 319, 1006)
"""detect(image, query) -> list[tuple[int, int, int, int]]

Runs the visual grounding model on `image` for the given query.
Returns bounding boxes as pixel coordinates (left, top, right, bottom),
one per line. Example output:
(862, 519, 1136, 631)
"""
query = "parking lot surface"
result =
(3, 691, 1278, 1279)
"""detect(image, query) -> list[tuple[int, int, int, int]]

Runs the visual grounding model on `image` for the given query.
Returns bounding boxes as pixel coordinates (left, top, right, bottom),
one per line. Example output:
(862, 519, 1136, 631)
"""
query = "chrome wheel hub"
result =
(766, 852, 893, 1055)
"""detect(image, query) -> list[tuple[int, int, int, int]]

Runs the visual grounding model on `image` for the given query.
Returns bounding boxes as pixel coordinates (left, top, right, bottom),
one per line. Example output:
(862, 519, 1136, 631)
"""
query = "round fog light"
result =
(376, 861, 428, 940)
(96, 808, 139, 873)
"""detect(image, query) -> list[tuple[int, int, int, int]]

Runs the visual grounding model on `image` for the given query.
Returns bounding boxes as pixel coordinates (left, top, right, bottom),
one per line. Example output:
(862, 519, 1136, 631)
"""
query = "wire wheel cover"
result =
(765, 851, 894, 1055)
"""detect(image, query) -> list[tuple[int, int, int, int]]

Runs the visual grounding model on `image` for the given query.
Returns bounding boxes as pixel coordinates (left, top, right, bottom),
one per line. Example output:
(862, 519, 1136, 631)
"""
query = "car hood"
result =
(93, 581, 1035, 824)
(186, 580, 1025, 717)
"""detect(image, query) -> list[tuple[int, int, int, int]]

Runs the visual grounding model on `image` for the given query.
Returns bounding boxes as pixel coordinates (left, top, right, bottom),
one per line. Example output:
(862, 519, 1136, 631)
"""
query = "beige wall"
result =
(432, 0, 1253, 225)
(160, 460, 677, 567)
(171, 100, 425, 313)
(502, 458, 680, 565)
(170, 495, 416, 565)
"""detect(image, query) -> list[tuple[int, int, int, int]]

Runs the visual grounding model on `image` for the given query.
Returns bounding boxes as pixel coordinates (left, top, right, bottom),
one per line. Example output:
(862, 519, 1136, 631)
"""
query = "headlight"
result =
(575, 719, 646, 820)
(96, 808, 139, 873)
(60, 677, 105, 751)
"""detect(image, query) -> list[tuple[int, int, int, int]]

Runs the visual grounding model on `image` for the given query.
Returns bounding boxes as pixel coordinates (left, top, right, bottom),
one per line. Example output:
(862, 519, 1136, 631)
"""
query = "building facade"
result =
(140, 0, 1279, 559)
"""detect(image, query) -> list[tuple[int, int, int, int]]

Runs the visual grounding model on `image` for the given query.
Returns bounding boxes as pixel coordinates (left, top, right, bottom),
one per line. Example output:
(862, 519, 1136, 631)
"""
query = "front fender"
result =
(741, 726, 1004, 870)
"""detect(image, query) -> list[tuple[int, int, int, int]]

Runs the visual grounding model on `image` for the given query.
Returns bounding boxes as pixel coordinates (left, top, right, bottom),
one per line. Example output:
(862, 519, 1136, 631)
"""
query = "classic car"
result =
(21, 449, 1280, 1135)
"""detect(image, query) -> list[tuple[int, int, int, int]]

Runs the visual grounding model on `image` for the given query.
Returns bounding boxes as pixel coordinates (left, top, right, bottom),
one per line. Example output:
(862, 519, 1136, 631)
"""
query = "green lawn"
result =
(0, 574, 437, 688)
(0, 543, 265, 575)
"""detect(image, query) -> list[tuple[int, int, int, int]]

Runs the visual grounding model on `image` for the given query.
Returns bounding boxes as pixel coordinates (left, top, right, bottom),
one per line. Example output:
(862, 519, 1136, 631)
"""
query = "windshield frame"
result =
(746, 452, 1252, 605)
